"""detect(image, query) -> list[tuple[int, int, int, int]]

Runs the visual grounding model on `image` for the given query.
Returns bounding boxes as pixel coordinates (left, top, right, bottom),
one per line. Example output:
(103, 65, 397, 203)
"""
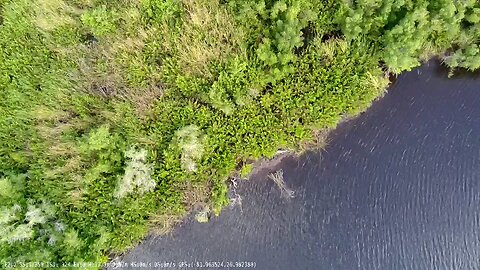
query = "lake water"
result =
(116, 61, 480, 270)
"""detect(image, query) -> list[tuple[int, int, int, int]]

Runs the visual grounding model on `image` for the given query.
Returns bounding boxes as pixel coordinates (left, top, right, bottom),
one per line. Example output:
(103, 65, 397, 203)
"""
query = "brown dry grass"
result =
(299, 129, 329, 153)
(75, 33, 163, 116)
(179, 181, 211, 210)
(160, 0, 246, 78)
(148, 212, 185, 235)
(33, 0, 78, 31)
(35, 0, 162, 116)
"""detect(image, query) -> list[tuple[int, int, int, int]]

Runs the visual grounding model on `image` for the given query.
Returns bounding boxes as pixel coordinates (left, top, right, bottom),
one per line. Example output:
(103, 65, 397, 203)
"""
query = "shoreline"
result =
(111, 57, 464, 261)
(113, 60, 480, 270)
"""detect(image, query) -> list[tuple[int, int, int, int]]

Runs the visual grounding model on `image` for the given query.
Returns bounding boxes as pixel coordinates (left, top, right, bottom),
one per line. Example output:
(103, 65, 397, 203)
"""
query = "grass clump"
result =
(0, 0, 479, 266)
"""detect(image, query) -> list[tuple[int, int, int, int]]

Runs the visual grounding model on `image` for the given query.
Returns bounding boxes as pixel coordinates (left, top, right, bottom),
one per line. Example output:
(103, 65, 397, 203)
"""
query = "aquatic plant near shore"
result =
(268, 170, 295, 199)
(194, 206, 210, 223)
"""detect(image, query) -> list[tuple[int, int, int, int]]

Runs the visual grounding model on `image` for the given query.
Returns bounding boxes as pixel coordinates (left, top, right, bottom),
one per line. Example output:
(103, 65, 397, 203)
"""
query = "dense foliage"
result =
(0, 0, 478, 266)
(336, 0, 480, 72)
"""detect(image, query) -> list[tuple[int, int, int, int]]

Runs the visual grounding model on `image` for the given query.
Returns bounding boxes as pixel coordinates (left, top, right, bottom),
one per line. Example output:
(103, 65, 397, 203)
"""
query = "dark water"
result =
(117, 62, 480, 270)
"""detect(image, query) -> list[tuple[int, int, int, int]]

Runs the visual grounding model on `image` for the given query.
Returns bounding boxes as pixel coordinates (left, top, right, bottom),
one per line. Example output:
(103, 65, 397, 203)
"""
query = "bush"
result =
(336, 0, 480, 73)
(81, 5, 119, 37)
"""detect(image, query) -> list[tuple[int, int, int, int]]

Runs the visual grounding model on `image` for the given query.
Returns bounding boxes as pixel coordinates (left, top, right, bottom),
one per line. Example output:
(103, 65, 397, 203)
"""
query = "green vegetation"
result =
(336, 0, 480, 72)
(0, 0, 478, 266)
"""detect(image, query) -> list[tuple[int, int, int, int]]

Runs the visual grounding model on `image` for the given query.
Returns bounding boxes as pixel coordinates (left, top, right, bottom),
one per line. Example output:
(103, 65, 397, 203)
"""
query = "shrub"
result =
(115, 147, 155, 198)
(81, 5, 119, 36)
(175, 125, 205, 172)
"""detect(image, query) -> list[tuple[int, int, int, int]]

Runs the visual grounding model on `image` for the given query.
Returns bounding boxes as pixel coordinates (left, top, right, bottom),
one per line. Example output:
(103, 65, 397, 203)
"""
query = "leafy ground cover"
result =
(1, 0, 479, 266)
